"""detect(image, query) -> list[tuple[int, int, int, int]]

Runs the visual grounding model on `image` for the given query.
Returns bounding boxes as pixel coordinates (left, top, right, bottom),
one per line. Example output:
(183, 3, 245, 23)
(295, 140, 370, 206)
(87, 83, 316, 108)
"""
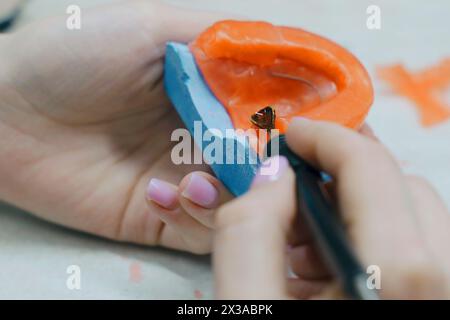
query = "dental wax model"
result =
(190, 20, 374, 133)
(165, 21, 374, 195)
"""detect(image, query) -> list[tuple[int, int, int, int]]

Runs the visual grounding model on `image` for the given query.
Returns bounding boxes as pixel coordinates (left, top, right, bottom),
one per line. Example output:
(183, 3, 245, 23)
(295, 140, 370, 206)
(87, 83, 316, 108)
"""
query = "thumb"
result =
(151, 1, 243, 46)
(214, 156, 296, 299)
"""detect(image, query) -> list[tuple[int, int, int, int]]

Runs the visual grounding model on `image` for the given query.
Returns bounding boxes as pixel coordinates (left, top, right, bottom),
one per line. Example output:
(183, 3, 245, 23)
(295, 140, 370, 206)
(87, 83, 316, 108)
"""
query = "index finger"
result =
(286, 118, 439, 298)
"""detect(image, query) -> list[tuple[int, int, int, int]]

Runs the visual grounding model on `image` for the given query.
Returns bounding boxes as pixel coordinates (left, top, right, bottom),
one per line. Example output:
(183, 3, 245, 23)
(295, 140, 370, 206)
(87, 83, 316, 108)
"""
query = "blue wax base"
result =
(164, 42, 259, 196)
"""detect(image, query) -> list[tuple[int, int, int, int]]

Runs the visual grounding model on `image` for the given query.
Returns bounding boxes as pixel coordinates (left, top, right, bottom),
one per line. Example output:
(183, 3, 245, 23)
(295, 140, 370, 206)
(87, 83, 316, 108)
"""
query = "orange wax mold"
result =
(190, 20, 374, 133)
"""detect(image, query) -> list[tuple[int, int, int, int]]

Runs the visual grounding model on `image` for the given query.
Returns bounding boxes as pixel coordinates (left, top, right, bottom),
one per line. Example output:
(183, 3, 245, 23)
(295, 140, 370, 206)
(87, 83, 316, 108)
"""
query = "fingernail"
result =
(182, 173, 219, 208)
(251, 155, 289, 187)
(146, 178, 177, 209)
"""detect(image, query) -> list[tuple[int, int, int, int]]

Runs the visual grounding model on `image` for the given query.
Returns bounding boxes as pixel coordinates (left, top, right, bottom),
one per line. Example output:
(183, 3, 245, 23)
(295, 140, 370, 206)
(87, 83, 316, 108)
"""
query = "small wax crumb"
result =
(194, 289, 203, 299)
(129, 262, 143, 284)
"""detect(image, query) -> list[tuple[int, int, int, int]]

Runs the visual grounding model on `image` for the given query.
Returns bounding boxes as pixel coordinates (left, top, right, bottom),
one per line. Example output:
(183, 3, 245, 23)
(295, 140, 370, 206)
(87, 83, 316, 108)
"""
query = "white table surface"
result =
(1, 0, 449, 299)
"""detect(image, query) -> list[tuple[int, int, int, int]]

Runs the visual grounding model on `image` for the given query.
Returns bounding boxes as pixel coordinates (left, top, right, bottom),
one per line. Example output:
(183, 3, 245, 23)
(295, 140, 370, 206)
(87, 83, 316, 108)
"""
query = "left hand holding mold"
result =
(0, 1, 231, 253)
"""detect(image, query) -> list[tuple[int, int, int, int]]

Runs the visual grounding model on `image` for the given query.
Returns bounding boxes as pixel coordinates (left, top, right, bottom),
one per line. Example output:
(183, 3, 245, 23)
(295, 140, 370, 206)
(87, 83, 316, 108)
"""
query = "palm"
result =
(3, 2, 211, 248)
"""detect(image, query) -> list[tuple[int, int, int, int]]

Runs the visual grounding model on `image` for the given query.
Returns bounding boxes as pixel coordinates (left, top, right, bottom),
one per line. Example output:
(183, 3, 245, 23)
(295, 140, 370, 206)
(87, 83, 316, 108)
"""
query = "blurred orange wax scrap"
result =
(378, 59, 450, 127)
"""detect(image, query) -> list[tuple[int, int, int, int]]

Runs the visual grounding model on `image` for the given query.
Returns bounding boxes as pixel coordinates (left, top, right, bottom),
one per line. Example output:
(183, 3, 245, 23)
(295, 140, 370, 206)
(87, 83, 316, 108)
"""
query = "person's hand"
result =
(214, 118, 450, 299)
(0, 1, 231, 253)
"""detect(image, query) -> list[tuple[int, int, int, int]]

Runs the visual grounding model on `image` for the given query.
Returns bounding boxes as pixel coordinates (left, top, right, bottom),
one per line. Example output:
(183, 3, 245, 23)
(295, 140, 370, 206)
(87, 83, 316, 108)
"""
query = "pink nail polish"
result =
(182, 173, 219, 208)
(147, 178, 177, 209)
(251, 155, 289, 187)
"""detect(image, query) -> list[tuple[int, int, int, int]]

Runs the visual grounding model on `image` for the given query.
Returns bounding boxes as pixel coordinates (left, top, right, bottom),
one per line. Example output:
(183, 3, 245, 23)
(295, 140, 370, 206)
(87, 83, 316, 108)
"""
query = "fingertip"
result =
(179, 172, 220, 209)
(286, 117, 311, 137)
(146, 178, 178, 210)
(285, 117, 313, 151)
(251, 155, 290, 188)
(291, 116, 313, 126)
(154, 2, 247, 46)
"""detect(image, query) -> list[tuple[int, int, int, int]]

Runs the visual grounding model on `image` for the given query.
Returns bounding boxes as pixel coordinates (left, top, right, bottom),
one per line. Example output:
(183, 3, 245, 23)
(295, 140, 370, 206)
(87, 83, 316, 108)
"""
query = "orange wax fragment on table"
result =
(378, 59, 450, 127)
(190, 20, 374, 133)
(414, 58, 450, 91)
